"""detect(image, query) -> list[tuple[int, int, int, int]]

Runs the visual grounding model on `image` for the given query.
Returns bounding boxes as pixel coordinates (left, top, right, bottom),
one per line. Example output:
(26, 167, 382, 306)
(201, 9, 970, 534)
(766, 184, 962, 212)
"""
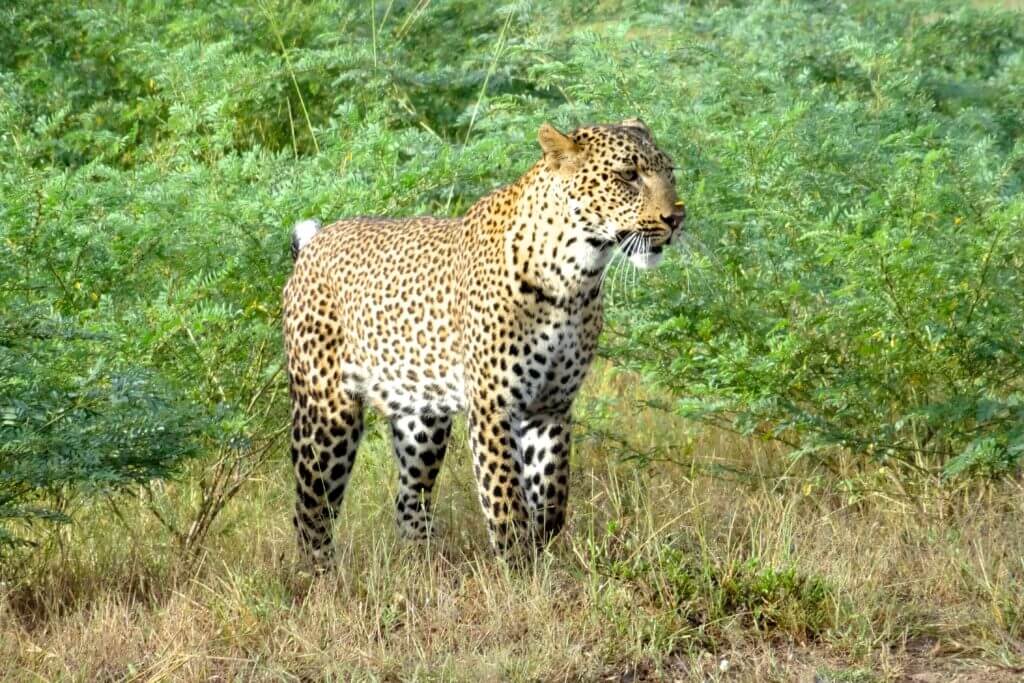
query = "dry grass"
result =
(2, 367, 1022, 681)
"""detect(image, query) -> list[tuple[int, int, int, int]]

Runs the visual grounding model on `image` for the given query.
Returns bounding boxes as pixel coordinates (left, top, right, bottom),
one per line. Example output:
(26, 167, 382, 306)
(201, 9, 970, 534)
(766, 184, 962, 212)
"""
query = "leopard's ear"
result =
(538, 123, 578, 171)
(620, 117, 652, 140)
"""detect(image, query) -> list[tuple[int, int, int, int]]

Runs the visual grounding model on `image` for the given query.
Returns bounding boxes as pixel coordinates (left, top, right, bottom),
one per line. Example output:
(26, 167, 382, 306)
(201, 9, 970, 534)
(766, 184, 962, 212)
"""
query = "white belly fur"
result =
(339, 362, 466, 416)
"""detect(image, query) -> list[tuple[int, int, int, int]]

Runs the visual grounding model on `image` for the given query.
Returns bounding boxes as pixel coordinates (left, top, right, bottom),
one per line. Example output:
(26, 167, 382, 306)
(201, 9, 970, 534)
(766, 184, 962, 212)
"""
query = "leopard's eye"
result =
(618, 169, 639, 183)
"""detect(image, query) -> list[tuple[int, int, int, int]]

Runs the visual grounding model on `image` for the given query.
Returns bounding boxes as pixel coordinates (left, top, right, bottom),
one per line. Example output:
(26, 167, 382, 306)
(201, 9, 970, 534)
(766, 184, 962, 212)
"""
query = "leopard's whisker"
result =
(632, 235, 646, 291)
(599, 243, 622, 294)
(674, 233, 717, 293)
(617, 233, 639, 299)
(607, 242, 623, 303)
(606, 236, 626, 303)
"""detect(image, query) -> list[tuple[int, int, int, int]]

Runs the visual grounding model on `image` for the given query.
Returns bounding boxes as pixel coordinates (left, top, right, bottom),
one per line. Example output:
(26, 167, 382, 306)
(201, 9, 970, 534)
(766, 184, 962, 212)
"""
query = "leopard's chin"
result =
(628, 249, 664, 270)
(619, 235, 665, 269)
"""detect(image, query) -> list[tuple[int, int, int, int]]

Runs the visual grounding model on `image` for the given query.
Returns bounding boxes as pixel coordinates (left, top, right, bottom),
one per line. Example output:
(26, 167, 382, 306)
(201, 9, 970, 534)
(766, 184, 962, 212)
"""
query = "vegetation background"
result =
(1, 0, 1022, 679)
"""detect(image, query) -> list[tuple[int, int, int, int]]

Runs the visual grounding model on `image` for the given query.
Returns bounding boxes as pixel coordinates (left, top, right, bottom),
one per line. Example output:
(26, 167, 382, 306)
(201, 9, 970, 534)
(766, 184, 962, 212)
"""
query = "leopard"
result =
(283, 119, 685, 567)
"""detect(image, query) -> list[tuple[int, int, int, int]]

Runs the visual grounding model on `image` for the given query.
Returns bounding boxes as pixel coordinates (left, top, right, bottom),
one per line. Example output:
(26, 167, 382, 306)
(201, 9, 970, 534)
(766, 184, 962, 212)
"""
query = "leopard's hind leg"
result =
(390, 413, 452, 540)
(288, 365, 364, 569)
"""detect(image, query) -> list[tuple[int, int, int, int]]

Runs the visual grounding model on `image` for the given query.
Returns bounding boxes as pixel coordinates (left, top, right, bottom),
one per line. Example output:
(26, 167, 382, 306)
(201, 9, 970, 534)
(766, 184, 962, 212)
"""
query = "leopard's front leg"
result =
(518, 410, 572, 546)
(467, 394, 529, 557)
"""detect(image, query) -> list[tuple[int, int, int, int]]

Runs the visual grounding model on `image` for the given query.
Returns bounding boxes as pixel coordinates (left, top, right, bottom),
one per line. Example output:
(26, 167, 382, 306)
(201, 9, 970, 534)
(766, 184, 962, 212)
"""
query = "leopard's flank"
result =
(283, 120, 685, 566)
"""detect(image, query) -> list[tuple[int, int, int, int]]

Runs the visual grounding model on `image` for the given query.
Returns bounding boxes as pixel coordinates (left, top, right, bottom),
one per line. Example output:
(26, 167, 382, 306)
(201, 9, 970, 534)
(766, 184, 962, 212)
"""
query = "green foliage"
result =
(0, 303, 199, 548)
(597, 1, 1024, 477)
(2, 0, 1022, 546)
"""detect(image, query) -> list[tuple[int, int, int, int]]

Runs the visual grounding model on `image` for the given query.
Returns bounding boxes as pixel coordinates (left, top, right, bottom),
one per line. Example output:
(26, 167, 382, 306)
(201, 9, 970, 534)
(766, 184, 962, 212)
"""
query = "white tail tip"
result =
(291, 219, 322, 260)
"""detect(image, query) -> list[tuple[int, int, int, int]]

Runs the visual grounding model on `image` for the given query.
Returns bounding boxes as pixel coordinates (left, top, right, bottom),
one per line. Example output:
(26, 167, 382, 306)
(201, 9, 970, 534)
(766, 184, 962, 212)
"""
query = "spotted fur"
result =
(283, 120, 684, 566)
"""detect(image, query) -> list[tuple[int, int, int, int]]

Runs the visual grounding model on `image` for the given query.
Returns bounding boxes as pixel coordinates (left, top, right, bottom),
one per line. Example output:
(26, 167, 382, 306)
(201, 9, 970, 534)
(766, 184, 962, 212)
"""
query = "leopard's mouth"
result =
(617, 230, 667, 270)
(618, 225, 670, 240)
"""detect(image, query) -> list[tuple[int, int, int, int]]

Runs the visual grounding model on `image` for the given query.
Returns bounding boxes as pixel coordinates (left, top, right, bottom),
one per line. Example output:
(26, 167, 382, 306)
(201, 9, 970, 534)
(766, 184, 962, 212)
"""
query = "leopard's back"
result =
(283, 216, 468, 417)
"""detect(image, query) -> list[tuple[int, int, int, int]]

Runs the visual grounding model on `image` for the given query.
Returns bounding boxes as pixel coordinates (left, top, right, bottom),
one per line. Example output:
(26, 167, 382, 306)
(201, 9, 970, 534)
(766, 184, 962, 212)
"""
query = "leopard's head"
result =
(539, 119, 685, 269)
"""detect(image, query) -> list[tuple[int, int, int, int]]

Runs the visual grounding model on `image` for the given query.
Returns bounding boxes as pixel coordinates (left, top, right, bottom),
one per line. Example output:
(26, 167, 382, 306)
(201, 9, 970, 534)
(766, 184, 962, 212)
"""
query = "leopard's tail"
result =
(291, 218, 322, 261)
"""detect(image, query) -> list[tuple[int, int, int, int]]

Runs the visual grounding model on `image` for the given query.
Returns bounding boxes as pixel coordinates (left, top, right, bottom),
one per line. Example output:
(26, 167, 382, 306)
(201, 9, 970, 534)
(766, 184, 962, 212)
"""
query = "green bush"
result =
(1, 0, 1022, 547)
(0, 303, 200, 548)
(598, 1, 1024, 477)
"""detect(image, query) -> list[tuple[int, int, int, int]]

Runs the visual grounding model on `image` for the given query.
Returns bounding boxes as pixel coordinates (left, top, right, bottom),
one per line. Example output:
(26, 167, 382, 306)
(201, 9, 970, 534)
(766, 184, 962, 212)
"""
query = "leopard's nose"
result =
(661, 203, 686, 230)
